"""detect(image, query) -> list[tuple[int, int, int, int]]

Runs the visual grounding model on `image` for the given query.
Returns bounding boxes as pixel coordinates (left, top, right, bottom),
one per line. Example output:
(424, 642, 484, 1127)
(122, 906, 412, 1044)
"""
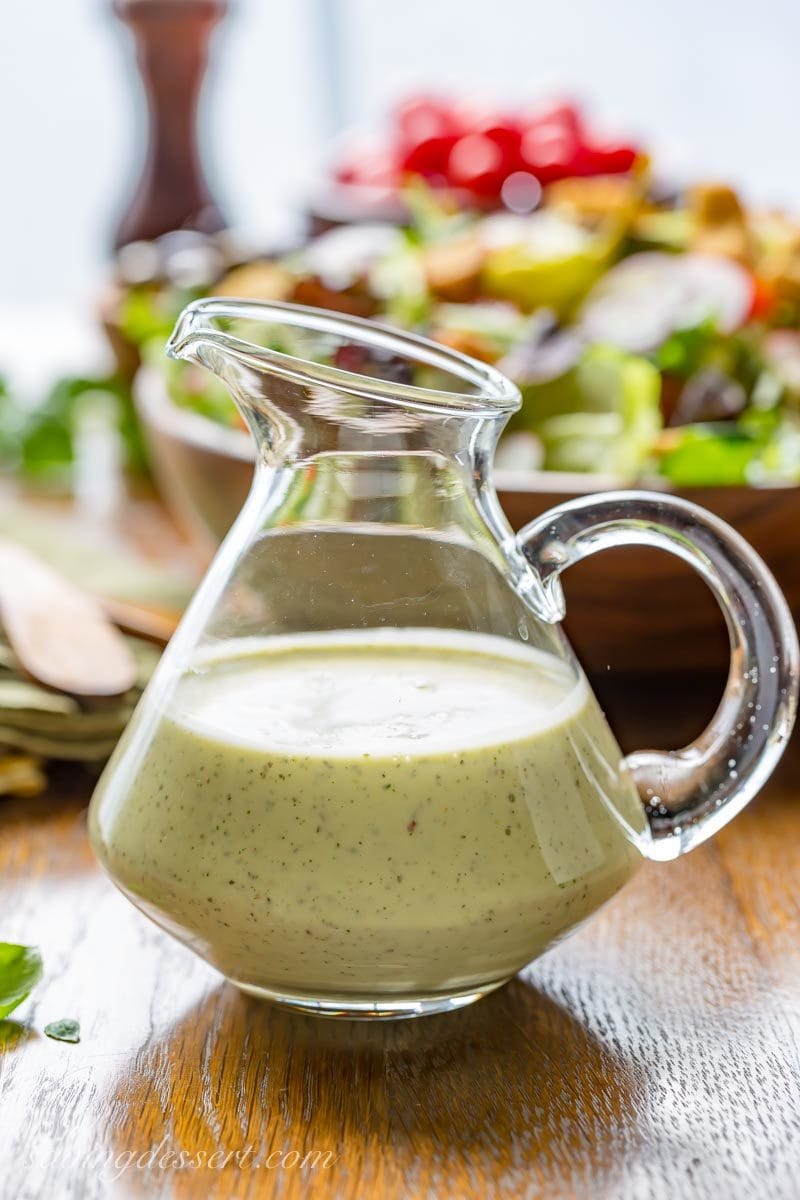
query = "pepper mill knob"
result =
(112, 0, 229, 249)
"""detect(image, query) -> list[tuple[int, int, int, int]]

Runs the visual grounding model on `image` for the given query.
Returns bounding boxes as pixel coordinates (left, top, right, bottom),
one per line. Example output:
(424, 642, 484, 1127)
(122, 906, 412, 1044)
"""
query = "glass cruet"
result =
(89, 298, 799, 1019)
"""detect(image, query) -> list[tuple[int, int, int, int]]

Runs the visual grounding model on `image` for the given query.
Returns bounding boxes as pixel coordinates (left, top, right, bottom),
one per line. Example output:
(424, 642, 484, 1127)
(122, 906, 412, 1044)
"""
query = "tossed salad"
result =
(8, 97, 800, 488)
(139, 160, 800, 486)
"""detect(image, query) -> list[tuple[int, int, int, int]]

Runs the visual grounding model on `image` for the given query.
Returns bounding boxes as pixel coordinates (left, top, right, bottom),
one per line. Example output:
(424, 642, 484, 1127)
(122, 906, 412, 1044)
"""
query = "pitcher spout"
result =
(165, 302, 209, 366)
(166, 296, 521, 411)
(164, 297, 521, 472)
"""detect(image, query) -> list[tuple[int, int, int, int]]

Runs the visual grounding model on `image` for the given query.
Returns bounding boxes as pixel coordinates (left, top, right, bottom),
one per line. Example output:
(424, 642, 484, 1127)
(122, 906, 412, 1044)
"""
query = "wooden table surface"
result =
(2, 665, 799, 1200)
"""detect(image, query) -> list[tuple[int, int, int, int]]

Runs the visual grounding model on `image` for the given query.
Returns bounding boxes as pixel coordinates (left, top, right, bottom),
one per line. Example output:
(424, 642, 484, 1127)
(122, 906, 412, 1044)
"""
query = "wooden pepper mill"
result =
(112, 0, 229, 248)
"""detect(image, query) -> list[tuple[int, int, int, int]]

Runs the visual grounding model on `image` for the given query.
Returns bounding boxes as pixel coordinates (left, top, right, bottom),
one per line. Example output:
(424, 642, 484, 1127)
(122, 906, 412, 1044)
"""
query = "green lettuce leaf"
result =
(513, 344, 662, 478)
(658, 425, 757, 486)
(0, 943, 43, 1019)
(658, 412, 800, 486)
(44, 1018, 80, 1043)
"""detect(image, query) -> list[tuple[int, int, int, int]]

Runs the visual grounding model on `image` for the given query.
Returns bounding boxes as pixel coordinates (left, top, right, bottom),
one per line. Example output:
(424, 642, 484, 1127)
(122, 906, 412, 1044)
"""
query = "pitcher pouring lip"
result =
(164, 295, 557, 623)
(165, 296, 522, 418)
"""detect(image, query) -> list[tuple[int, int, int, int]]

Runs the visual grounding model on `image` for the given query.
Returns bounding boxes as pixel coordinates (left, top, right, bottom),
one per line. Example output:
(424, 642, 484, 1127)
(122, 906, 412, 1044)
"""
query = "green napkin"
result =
(0, 631, 158, 763)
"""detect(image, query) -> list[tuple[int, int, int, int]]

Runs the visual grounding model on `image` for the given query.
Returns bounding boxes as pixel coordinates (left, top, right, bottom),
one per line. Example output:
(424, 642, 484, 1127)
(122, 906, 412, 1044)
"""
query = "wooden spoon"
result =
(100, 597, 179, 649)
(0, 541, 138, 699)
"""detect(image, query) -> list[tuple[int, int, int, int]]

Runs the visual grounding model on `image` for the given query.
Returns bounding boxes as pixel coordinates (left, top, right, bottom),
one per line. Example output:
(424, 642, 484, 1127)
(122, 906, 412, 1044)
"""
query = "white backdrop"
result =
(1, 0, 799, 312)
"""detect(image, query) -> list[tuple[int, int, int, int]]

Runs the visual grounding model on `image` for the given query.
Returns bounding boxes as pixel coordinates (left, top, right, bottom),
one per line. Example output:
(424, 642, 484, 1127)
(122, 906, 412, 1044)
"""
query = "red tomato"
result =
(520, 100, 582, 139)
(450, 96, 494, 123)
(519, 123, 580, 184)
(446, 133, 508, 197)
(573, 141, 638, 176)
(749, 275, 775, 321)
(448, 101, 525, 186)
(399, 133, 458, 177)
(393, 95, 458, 145)
(472, 117, 523, 165)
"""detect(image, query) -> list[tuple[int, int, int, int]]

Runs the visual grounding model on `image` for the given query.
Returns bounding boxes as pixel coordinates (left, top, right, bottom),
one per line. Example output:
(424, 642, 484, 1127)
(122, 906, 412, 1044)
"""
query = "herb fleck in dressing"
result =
(90, 629, 644, 1001)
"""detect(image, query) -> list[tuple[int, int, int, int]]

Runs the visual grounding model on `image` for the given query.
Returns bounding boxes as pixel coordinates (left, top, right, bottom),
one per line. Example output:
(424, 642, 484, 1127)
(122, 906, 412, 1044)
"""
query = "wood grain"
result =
(2, 676, 800, 1200)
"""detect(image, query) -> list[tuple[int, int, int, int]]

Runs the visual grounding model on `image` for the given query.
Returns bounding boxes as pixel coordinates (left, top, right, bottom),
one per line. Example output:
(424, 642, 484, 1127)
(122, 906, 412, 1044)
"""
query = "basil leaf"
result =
(0, 943, 43, 1019)
(44, 1018, 80, 1043)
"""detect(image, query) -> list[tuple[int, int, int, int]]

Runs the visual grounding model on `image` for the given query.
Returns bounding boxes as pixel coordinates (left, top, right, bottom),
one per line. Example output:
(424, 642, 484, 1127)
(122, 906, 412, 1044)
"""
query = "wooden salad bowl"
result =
(135, 368, 800, 676)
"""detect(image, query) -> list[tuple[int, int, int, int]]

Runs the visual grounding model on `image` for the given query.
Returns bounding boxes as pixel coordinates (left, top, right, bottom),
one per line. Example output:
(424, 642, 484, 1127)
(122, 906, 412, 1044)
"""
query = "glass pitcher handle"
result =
(517, 490, 799, 862)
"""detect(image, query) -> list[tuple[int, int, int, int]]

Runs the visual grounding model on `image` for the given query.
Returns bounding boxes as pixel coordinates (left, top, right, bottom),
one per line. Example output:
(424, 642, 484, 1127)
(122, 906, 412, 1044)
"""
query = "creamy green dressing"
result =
(90, 629, 645, 1001)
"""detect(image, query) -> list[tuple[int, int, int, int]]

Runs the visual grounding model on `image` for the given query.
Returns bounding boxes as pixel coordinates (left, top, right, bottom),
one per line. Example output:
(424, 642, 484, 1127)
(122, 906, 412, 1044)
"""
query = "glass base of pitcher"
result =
(229, 974, 513, 1020)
